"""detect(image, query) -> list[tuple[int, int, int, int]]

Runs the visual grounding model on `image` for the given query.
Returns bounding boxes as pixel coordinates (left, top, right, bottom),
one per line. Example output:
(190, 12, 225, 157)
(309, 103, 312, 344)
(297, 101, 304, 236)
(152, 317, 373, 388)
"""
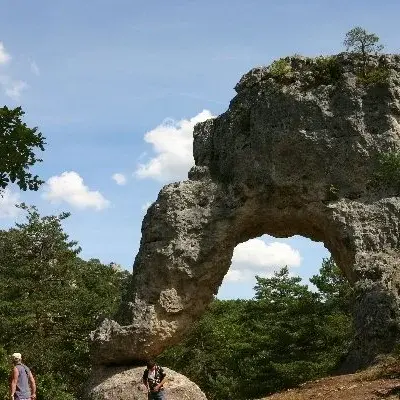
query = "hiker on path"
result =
(9, 353, 36, 400)
(142, 360, 167, 399)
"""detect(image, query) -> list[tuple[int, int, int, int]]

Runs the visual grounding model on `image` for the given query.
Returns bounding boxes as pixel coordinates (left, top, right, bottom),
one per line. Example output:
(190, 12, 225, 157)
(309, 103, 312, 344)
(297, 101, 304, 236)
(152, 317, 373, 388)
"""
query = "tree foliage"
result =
(0, 106, 45, 193)
(371, 151, 400, 194)
(269, 58, 293, 80)
(0, 205, 354, 400)
(311, 56, 342, 86)
(159, 260, 353, 400)
(343, 27, 384, 78)
(310, 257, 353, 313)
(0, 206, 129, 399)
(343, 27, 383, 57)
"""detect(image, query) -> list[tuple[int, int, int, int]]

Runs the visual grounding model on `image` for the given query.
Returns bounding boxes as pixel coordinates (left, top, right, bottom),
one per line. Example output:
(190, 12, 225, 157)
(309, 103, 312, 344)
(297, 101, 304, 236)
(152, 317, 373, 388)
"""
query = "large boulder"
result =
(86, 366, 207, 400)
(90, 53, 400, 371)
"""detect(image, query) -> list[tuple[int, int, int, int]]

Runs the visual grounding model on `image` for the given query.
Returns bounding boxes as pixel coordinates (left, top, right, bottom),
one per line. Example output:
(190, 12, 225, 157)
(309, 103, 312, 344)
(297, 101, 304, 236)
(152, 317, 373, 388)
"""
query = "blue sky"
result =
(0, 0, 398, 299)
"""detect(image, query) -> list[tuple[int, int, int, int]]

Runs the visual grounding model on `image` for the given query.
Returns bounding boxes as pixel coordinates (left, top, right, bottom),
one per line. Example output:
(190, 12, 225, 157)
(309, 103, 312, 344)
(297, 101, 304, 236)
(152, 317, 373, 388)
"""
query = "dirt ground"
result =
(260, 359, 400, 400)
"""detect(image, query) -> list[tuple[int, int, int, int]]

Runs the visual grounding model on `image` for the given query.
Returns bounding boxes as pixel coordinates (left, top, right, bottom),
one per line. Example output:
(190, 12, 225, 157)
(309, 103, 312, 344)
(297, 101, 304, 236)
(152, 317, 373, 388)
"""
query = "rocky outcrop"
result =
(86, 366, 207, 400)
(91, 53, 400, 371)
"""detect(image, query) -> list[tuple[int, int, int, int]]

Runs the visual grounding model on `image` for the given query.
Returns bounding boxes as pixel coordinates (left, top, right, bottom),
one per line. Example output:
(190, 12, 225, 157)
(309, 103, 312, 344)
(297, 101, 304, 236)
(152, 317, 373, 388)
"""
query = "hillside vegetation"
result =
(0, 205, 355, 400)
(158, 260, 354, 400)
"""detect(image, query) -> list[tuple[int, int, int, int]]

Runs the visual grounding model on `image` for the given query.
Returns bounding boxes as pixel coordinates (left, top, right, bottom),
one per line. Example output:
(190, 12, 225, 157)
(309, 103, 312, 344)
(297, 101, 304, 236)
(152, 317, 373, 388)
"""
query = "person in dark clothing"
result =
(142, 360, 167, 400)
(9, 353, 36, 400)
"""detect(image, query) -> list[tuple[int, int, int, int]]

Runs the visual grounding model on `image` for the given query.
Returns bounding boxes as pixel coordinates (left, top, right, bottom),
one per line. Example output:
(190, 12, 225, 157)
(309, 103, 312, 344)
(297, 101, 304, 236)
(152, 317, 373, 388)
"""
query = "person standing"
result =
(142, 360, 167, 399)
(9, 353, 36, 400)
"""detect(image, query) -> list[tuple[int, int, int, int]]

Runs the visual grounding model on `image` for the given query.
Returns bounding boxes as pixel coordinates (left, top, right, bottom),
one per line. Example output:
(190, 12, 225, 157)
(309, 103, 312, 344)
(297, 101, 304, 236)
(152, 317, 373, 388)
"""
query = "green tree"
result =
(0, 106, 45, 193)
(0, 205, 129, 399)
(158, 300, 249, 399)
(0, 346, 10, 399)
(253, 266, 312, 304)
(159, 264, 353, 400)
(310, 257, 353, 313)
(343, 27, 384, 76)
(245, 267, 347, 398)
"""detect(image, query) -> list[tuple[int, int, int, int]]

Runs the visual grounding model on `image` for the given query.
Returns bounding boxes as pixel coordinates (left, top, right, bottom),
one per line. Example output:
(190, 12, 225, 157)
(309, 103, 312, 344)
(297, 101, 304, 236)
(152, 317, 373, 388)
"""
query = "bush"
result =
(312, 56, 342, 85)
(36, 373, 77, 400)
(268, 56, 343, 88)
(372, 151, 400, 192)
(0, 347, 9, 400)
(269, 58, 293, 82)
(357, 65, 390, 85)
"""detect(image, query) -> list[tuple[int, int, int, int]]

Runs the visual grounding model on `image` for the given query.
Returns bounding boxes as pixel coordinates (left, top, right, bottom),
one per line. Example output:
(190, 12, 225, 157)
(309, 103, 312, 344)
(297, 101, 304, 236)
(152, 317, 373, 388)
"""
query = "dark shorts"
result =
(148, 390, 165, 400)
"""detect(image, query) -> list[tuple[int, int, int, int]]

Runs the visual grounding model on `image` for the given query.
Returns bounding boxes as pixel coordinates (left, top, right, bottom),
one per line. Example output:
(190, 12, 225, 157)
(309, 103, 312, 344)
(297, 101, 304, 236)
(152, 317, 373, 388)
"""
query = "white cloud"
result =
(43, 171, 110, 211)
(233, 239, 301, 268)
(0, 42, 11, 64)
(30, 60, 40, 76)
(141, 201, 152, 212)
(135, 109, 214, 182)
(112, 173, 127, 185)
(0, 74, 29, 100)
(0, 42, 30, 100)
(225, 269, 247, 282)
(225, 238, 302, 283)
(0, 188, 21, 218)
(4, 79, 28, 100)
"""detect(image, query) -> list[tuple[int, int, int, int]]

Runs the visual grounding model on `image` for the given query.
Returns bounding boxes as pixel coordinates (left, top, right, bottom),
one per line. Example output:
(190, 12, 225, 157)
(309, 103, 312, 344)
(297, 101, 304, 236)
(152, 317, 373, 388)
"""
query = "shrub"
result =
(269, 58, 293, 82)
(357, 65, 390, 85)
(312, 56, 342, 85)
(372, 151, 400, 192)
(0, 347, 9, 399)
(36, 373, 77, 400)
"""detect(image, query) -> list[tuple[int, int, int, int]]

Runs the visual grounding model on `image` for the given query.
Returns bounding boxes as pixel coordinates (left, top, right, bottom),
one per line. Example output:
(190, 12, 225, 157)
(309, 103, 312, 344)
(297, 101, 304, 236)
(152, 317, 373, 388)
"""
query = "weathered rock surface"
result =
(86, 366, 207, 400)
(91, 53, 400, 371)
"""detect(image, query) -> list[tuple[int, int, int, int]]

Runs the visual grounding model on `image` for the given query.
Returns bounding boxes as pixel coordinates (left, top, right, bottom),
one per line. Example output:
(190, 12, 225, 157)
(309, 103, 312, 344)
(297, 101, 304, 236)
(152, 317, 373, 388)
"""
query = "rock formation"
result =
(91, 53, 400, 371)
(86, 366, 207, 400)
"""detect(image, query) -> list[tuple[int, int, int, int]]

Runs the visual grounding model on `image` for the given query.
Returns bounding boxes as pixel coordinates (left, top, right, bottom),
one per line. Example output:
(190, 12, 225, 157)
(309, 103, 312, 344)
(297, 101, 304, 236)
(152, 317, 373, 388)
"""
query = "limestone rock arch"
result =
(91, 54, 400, 371)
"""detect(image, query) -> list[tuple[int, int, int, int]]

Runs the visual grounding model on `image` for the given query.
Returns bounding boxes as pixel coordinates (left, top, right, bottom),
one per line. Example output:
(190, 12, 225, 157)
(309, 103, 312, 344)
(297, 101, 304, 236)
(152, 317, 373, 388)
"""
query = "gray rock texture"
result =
(86, 366, 207, 400)
(90, 53, 400, 371)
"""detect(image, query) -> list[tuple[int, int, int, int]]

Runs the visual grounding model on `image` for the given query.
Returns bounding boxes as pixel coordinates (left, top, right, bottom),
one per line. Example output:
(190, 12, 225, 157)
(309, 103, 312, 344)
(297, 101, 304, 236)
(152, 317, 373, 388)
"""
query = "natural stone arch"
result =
(91, 54, 400, 371)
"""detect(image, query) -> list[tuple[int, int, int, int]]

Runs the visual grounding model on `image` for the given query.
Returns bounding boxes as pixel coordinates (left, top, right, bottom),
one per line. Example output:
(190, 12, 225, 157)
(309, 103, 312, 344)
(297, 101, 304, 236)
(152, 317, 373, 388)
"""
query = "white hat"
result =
(11, 353, 22, 361)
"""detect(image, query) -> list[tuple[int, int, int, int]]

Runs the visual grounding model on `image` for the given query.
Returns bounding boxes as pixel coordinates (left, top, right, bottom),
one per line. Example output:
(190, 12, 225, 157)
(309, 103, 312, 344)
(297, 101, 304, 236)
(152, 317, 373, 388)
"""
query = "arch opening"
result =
(157, 235, 353, 400)
(217, 235, 331, 300)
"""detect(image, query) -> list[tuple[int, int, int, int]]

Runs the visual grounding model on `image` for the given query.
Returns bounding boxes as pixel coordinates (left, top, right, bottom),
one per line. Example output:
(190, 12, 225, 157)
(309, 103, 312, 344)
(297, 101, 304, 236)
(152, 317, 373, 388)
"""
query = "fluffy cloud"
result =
(112, 173, 127, 185)
(0, 42, 29, 100)
(0, 42, 11, 64)
(225, 238, 302, 283)
(43, 171, 110, 211)
(135, 109, 214, 182)
(0, 188, 21, 218)
(3, 79, 28, 100)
